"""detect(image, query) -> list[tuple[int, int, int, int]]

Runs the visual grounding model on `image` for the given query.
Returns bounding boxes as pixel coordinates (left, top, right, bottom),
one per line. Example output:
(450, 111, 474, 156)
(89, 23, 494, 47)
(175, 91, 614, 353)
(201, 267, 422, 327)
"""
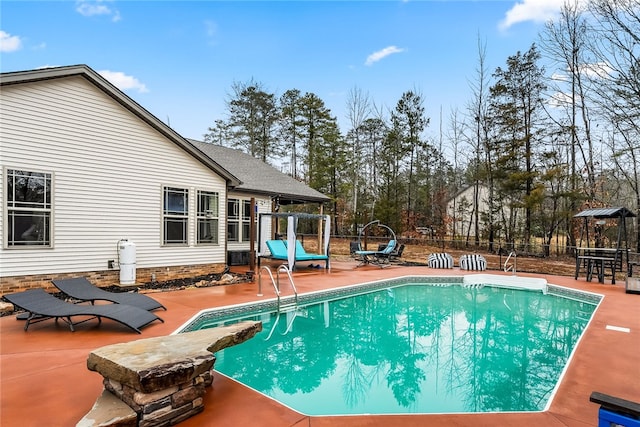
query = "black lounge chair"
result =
(52, 277, 166, 311)
(354, 240, 397, 268)
(378, 242, 405, 263)
(3, 288, 163, 333)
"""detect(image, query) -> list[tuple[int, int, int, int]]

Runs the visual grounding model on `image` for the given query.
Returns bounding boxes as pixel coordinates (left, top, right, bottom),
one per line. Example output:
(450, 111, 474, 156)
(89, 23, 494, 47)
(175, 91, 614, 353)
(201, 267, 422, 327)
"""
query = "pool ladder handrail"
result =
(259, 264, 299, 340)
(257, 264, 298, 311)
(504, 251, 517, 275)
(257, 265, 279, 298)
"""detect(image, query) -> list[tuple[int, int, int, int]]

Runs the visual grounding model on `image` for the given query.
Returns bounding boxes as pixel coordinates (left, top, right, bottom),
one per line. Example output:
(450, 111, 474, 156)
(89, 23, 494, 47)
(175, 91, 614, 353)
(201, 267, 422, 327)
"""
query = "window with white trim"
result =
(197, 190, 219, 244)
(227, 198, 254, 243)
(227, 199, 240, 242)
(6, 169, 52, 247)
(242, 199, 251, 242)
(163, 187, 188, 245)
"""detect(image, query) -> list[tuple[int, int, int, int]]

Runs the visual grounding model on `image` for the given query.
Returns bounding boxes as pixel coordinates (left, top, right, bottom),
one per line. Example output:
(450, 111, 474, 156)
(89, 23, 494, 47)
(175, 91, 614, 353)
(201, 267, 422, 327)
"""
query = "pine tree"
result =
(488, 44, 547, 246)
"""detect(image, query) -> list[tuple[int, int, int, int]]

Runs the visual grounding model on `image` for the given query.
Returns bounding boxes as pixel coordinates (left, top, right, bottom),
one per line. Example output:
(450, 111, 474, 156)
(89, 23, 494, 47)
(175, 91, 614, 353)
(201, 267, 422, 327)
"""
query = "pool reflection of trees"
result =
(215, 285, 594, 413)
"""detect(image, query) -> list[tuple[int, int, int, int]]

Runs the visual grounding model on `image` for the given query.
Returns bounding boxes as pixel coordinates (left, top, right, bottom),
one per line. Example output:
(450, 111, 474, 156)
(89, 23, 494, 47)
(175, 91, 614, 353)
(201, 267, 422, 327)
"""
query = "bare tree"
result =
(346, 87, 372, 232)
(587, 0, 640, 250)
(466, 34, 494, 248)
(540, 0, 597, 248)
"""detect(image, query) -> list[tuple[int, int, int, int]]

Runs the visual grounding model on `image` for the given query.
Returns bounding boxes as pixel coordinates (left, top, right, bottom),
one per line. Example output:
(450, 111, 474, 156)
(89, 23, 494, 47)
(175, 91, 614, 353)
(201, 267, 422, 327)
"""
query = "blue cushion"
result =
(265, 240, 288, 258)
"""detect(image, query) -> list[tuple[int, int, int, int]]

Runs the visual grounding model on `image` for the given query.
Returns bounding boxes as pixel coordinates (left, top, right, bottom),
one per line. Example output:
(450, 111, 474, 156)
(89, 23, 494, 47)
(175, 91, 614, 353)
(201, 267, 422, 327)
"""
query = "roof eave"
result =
(232, 188, 329, 204)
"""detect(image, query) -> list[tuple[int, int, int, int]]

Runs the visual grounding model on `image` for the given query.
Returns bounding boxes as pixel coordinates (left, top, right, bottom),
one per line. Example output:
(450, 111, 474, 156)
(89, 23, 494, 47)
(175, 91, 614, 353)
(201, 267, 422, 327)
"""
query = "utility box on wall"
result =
(118, 239, 136, 285)
(227, 251, 250, 266)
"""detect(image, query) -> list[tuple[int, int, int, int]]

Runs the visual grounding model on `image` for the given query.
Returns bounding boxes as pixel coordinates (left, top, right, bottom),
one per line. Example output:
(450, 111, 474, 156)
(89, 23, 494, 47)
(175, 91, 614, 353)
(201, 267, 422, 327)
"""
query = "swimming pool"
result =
(179, 275, 601, 416)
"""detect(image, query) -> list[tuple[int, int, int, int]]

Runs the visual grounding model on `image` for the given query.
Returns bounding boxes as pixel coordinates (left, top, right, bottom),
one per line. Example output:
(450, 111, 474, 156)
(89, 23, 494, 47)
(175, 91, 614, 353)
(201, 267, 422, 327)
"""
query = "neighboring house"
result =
(0, 65, 269, 292)
(448, 185, 483, 238)
(447, 184, 518, 239)
(187, 140, 330, 264)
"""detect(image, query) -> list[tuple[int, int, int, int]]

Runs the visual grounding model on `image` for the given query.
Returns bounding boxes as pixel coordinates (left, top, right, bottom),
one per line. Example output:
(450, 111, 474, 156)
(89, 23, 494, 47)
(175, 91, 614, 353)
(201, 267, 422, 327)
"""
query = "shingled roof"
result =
(188, 139, 330, 205)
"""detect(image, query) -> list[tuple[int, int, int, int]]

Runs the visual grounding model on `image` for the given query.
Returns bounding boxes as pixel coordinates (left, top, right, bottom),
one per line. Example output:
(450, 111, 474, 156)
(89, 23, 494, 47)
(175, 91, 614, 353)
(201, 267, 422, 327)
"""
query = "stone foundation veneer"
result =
(0, 263, 227, 294)
(79, 321, 262, 427)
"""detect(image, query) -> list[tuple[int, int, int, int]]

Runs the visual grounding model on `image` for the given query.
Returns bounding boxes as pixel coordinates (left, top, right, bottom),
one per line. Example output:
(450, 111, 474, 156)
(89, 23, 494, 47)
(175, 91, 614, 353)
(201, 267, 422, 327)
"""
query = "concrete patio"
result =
(1, 260, 638, 427)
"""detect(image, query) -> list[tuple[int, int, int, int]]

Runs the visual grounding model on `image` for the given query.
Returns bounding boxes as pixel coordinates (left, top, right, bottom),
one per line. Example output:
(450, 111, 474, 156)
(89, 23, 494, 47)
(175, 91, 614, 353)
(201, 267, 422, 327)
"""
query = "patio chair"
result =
(377, 242, 405, 263)
(52, 277, 166, 311)
(3, 288, 163, 333)
(355, 240, 397, 268)
(350, 241, 362, 255)
(460, 254, 487, 271)
(428, 253, 454, 269)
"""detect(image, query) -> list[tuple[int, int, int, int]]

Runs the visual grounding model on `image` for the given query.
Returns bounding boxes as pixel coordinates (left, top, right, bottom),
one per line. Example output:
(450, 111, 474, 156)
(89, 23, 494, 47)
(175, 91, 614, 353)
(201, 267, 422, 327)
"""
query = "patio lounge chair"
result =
(355, 240, 397, 268)
(3, 288, 163, 333)
(52, 277, 166, 311)
(460, 254, 487, 271)
(378, 242, 405, 263)
(428, 253, 454, 269)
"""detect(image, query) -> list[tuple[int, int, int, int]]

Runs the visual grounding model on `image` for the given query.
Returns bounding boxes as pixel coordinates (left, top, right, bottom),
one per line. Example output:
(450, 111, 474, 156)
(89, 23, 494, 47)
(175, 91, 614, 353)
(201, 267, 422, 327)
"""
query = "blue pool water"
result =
(182, 278, 600, 415)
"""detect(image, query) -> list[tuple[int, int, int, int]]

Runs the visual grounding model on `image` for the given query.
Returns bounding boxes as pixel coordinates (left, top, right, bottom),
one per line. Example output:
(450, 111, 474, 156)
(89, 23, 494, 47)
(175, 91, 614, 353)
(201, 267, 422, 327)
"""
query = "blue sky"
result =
(1, 1, 568, 141)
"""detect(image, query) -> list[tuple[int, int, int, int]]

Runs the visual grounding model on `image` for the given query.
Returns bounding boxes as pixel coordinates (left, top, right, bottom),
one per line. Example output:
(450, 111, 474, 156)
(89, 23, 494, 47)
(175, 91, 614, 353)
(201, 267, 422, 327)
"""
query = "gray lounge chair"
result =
(3, 288, 163, 333)
(52, 277, 166, 311)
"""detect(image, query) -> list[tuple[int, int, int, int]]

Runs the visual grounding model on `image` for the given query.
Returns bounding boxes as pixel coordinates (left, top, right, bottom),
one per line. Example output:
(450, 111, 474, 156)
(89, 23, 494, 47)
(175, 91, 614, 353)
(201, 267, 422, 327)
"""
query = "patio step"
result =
(77, 389, 136, 427)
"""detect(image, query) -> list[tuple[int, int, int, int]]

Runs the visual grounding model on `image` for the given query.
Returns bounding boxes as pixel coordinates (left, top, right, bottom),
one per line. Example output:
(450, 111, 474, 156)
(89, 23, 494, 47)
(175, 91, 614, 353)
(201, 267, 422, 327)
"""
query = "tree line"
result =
(204, 0, 639, 253)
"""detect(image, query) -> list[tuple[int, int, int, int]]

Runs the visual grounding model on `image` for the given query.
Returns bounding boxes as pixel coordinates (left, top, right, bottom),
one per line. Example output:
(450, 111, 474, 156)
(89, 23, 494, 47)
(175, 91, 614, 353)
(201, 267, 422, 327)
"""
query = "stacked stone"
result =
(103, 366, 214, 426)
(82, 321, 261, 427)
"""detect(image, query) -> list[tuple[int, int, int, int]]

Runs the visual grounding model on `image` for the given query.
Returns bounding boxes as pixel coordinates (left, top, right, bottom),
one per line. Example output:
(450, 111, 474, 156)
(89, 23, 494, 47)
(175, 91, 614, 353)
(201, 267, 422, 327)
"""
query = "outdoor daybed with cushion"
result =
(52, 277, 166, 311)
(428, 253, 454, 269)
(460, 254, 487, 271)
(264, 239, 329, 269)
(3, 288, 163, 333)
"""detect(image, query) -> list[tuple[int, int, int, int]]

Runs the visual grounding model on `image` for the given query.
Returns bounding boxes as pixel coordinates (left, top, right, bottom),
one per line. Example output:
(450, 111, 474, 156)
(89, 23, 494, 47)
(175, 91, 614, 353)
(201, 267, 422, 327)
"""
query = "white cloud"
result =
(551, 61, 613, 83)
(76, 0, 121, 22)
(98, 70, 149, 93)
(0, 30, 22, 52)
(547, 90, 576, 108)
(499, 0, 565, 30)
(579, 61, 613, 79)
(365, 45, 405, 66)
(205, 20, 217, 38)
(550, 71, 569, 82)
(204, 20, 218, 45)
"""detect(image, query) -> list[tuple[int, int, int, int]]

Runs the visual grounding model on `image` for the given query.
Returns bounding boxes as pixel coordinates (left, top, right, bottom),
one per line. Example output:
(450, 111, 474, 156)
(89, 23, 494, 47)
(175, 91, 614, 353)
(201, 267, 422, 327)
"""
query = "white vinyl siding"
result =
(0, 76, 227, 277)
